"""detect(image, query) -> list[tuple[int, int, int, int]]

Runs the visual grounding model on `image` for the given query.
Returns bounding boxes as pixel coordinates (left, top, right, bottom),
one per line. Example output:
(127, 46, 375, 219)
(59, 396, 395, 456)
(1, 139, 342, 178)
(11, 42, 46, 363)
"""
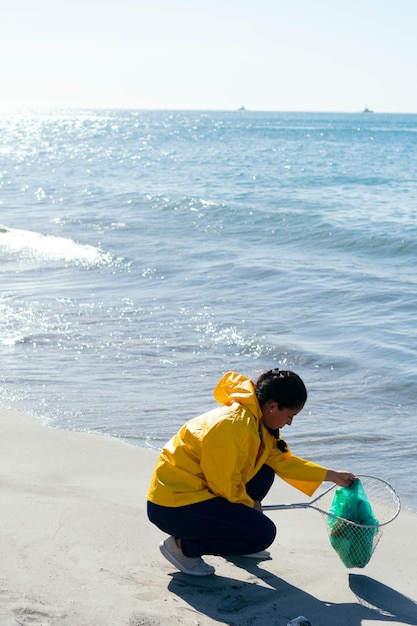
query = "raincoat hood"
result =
(213, 371, 262, 420)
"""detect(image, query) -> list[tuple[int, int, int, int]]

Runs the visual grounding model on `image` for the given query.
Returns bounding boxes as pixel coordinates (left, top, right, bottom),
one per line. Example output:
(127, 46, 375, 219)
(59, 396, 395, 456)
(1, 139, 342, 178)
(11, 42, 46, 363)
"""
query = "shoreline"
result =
(1, 407, 416, 626)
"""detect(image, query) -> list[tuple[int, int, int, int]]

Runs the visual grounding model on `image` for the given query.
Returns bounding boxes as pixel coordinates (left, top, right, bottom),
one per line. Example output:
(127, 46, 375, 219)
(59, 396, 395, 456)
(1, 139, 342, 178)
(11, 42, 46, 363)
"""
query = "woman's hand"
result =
(326, 469, 358, 487)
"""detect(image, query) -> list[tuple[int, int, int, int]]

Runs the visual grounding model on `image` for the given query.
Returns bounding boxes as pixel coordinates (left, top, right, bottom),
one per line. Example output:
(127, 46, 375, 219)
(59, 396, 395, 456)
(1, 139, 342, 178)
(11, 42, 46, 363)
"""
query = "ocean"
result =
(1, 109, 416, 512)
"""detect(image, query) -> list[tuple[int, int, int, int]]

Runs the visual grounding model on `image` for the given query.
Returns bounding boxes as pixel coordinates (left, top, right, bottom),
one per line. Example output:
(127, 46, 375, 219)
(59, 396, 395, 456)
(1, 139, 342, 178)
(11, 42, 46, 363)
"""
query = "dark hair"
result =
(255, 368, 307, 410)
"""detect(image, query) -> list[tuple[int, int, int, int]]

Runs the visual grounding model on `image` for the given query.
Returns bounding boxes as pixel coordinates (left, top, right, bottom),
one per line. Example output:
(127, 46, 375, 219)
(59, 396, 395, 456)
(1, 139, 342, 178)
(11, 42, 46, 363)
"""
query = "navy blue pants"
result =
(147, 464, 277, 558)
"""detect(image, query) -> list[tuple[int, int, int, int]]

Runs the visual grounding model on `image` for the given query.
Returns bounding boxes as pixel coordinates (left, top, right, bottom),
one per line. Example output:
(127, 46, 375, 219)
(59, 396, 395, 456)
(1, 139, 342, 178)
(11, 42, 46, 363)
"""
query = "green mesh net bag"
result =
(327, 479, 380, 568)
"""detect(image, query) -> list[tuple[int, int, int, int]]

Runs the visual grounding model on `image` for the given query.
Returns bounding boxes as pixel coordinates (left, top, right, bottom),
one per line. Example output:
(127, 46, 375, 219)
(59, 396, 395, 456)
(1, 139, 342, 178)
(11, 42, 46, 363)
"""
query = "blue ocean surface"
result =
(1, 109, 416, 511)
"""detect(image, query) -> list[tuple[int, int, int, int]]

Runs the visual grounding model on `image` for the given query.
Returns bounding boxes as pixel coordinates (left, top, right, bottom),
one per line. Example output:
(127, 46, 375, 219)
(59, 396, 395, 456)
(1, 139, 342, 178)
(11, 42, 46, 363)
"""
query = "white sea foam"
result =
(0, 225, 114, 267)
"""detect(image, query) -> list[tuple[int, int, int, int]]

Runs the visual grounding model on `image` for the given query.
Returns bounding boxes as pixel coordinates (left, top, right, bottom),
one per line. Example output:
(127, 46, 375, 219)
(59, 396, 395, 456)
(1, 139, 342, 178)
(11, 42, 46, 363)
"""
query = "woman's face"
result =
(261, 402, 304, 430)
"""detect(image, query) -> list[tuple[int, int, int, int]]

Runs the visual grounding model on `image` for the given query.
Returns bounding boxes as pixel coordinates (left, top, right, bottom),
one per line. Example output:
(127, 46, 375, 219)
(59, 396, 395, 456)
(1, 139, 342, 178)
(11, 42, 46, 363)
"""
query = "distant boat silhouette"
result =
(362, 106, 373, 113)
(238, 106, 246, 111)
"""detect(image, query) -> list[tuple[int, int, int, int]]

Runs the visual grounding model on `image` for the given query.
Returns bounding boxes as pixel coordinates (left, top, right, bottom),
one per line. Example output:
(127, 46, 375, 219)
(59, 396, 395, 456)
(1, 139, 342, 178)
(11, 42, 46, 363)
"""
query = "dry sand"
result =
(1, 407, 416, 626)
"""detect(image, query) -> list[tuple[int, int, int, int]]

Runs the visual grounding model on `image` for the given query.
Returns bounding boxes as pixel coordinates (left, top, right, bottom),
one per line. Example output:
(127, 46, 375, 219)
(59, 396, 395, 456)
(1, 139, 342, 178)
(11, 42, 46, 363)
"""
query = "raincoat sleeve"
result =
(266, 445, 328, 497)
(199, 417, 255, 508)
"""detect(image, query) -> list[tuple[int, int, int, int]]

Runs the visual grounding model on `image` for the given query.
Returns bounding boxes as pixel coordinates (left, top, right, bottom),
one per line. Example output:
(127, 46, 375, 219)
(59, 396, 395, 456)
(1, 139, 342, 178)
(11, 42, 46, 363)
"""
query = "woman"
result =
(147, 368, 356, 576)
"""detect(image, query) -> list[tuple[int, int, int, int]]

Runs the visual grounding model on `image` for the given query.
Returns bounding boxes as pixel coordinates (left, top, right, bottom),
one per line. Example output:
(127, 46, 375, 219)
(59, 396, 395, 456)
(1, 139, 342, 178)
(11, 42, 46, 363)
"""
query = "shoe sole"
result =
(159, 542, 215, 576)
(241, 551, 271, 559)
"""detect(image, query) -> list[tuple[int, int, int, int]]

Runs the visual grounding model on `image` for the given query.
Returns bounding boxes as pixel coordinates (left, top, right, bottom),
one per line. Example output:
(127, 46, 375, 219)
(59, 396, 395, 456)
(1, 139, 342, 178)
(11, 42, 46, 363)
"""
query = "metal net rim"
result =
(317, 474, 401, 528)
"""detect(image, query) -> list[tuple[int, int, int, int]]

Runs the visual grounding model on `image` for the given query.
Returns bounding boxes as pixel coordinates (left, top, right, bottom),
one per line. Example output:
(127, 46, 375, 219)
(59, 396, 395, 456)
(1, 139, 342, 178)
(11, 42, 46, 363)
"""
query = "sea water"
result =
(1, 109, 416, 511)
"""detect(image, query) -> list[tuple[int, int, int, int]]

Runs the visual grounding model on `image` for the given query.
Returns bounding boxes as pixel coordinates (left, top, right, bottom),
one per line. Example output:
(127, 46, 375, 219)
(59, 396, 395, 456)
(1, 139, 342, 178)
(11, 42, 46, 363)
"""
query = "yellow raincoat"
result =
(147, 371, 327, 508)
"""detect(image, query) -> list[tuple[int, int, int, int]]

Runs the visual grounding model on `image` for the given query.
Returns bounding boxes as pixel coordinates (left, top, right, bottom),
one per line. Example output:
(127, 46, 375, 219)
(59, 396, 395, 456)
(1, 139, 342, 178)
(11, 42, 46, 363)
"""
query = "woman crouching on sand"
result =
(147, 369, 356, 576)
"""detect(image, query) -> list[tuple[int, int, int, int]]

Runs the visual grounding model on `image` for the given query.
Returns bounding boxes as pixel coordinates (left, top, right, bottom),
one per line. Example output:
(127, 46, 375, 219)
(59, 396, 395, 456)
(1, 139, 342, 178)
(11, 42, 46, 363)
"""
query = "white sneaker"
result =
(241, 549, 271, 559)
(159, 536, 215, 576)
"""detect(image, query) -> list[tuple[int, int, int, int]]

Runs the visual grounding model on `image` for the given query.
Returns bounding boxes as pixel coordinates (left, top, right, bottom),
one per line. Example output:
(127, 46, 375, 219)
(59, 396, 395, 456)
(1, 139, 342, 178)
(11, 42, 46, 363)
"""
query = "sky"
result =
(1, 0, 417, 112)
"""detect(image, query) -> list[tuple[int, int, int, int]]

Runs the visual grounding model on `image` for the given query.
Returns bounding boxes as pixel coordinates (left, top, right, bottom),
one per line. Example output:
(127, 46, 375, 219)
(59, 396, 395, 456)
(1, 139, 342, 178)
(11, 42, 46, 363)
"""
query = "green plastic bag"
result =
(327, 479, 379, 568)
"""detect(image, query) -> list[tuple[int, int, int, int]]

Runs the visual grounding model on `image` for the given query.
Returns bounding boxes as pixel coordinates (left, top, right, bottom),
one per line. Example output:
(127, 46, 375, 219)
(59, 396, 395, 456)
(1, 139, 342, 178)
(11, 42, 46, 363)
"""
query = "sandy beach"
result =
(1, 407, 416, 626)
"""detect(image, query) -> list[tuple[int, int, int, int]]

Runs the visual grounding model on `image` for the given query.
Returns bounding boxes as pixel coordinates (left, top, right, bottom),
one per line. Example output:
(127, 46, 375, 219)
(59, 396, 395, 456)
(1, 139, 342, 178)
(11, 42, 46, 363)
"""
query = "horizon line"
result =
(1, 104, 417, 115)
